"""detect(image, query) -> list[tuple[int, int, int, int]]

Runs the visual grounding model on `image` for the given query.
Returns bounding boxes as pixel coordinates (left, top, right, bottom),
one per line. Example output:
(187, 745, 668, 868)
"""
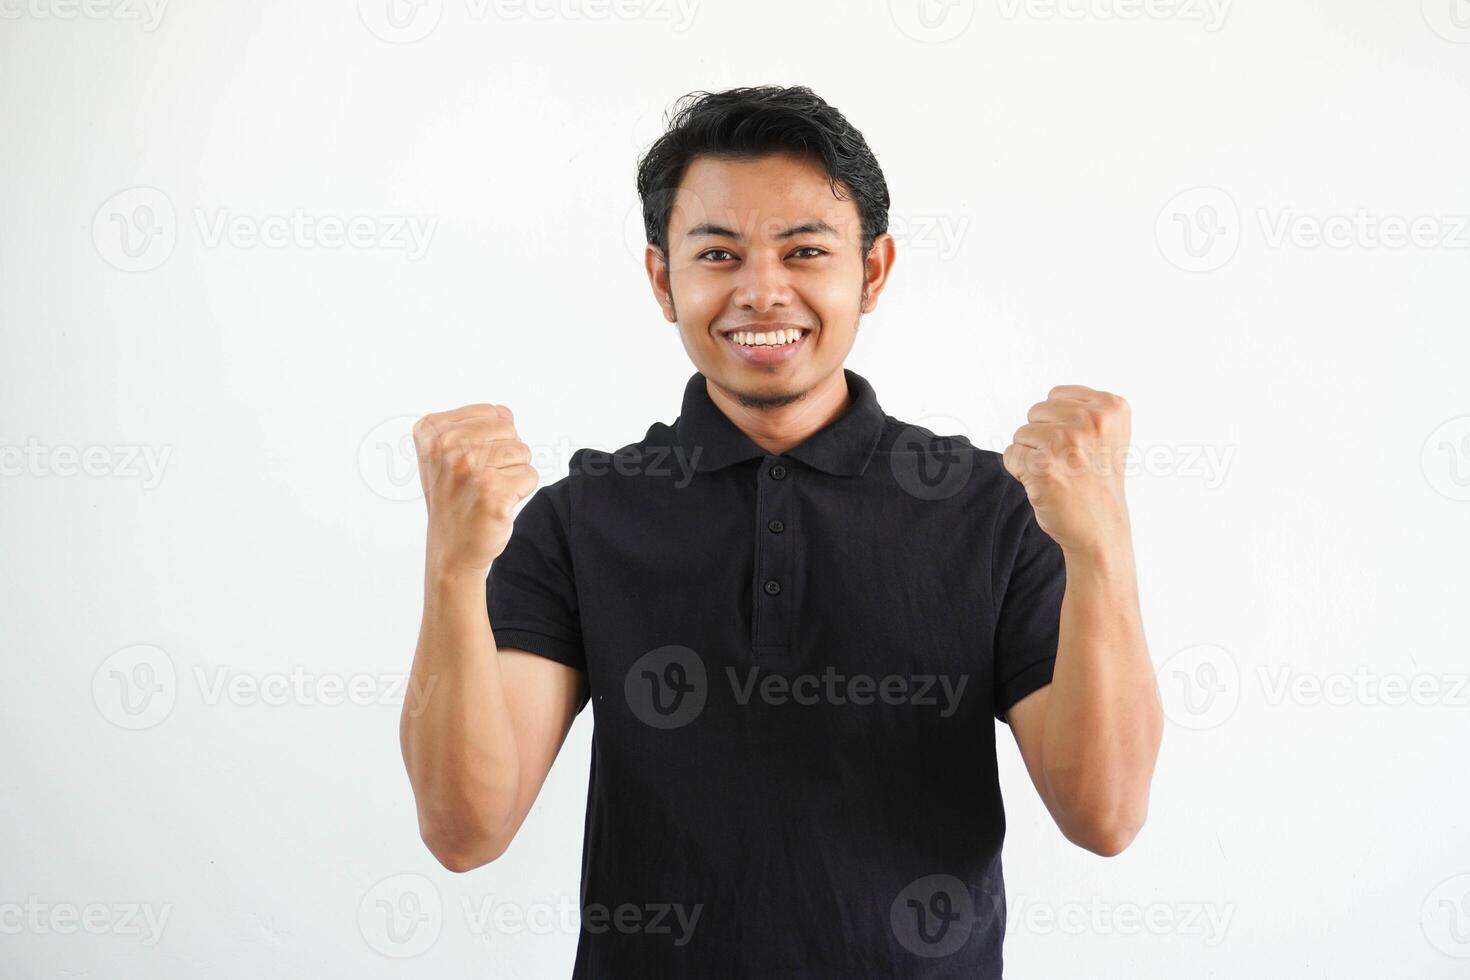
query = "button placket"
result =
(753, 456, 793, 659)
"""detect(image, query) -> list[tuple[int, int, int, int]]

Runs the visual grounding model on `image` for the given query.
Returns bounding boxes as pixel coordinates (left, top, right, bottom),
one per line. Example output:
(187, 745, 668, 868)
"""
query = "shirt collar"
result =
(674, 368, 887, 477)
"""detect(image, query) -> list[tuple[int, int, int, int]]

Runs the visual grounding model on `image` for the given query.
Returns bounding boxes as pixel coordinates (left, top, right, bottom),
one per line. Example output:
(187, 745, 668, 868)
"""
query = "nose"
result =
(731, 249, 794, 314)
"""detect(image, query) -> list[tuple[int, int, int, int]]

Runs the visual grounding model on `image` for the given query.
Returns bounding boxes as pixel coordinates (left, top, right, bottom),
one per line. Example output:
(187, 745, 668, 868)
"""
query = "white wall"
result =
(3, 0, 1468, 976)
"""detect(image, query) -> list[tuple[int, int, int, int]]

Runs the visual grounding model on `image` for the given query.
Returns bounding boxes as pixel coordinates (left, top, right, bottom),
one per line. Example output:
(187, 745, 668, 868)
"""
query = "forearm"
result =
(1040, 532, 1163, 852)
(399, 562, 522, 865)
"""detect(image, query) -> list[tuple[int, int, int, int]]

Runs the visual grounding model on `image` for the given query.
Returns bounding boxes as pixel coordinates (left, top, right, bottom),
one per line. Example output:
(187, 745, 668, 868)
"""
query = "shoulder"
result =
(871, 413, 1019, 504)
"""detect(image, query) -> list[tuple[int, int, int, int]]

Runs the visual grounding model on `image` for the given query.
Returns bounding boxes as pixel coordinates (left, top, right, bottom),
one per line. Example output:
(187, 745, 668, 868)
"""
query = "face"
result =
(645, 151, 895, 409)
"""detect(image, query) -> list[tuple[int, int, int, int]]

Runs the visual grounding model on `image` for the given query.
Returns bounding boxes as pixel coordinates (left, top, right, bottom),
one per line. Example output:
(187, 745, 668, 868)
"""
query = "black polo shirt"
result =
(486, 367, 1066, 978)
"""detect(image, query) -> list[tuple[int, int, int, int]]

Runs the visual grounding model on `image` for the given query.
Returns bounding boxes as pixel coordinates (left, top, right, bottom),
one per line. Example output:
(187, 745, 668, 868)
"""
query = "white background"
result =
(3, 0, 1468, 976)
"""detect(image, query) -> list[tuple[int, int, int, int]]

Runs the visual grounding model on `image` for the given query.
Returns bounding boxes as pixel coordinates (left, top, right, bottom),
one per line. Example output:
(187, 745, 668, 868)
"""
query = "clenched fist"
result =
(1002, 384, 1132, 557)
(413, 404, 539, 578)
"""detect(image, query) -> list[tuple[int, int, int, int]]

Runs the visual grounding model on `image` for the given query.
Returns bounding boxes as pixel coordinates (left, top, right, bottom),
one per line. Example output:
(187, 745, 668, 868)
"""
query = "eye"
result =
(791, 246, 827, 259)
(698, 248, 735, 262)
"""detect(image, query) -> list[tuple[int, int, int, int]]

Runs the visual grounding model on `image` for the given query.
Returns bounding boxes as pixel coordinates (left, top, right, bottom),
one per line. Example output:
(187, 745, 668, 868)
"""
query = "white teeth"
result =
(730, 328, 803, 347)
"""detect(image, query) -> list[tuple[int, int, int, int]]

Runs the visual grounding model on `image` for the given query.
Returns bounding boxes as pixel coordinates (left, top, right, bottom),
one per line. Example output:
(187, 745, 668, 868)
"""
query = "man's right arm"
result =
(398, 404, 586, 873)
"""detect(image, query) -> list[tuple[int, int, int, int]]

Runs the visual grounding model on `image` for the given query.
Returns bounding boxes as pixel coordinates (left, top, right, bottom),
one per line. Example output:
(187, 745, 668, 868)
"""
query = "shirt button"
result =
(769, 463, 787, 480)
(767, 519, 784, 533)
(763, 579, 782, 595)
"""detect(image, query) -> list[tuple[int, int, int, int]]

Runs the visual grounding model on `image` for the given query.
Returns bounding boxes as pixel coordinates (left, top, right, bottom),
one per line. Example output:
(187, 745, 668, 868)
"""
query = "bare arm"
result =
(400, 567, 584, 872)
(397, 403, 586, 873)
(1002, 385, 1164, 856)
(1006, 540, 1161, 856)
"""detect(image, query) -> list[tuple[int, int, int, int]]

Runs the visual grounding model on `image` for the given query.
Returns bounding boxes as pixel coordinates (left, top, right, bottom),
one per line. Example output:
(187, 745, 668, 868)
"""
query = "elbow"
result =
(1071, 822, 1138, 858)
(1065, 806, 1147, 857)
(420, 822, 509, 873)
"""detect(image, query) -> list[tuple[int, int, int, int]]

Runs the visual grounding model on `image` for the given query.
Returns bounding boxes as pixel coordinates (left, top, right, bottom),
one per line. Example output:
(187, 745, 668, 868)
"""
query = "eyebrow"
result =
(685, 219, 840, 241)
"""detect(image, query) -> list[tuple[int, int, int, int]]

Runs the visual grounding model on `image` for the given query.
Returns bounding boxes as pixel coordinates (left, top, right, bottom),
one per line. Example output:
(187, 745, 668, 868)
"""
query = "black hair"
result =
(635, 85, 891, 261)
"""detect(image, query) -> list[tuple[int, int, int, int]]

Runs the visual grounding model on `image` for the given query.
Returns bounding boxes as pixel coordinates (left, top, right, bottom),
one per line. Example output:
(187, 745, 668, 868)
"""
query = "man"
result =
(400, 85, 1162, 977)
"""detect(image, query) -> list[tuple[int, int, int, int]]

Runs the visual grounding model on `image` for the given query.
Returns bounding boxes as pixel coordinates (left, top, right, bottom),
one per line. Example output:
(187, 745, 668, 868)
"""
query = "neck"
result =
(705, 369, 851, 457)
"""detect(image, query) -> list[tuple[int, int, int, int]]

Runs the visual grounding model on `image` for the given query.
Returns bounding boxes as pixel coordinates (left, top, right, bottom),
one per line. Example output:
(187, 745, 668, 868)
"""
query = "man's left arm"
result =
(1001, 385, 1164, 857)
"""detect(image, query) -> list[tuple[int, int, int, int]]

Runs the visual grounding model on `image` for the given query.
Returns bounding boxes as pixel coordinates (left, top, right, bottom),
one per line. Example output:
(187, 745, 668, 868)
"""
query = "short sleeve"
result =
(991, 481, 1066, 723)
(486, 476, 587, 673)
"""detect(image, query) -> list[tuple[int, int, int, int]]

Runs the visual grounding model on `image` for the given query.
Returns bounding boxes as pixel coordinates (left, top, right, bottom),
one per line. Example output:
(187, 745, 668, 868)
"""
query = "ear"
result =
(645, 243, 677, 323)
(860, 232, 896, 314)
